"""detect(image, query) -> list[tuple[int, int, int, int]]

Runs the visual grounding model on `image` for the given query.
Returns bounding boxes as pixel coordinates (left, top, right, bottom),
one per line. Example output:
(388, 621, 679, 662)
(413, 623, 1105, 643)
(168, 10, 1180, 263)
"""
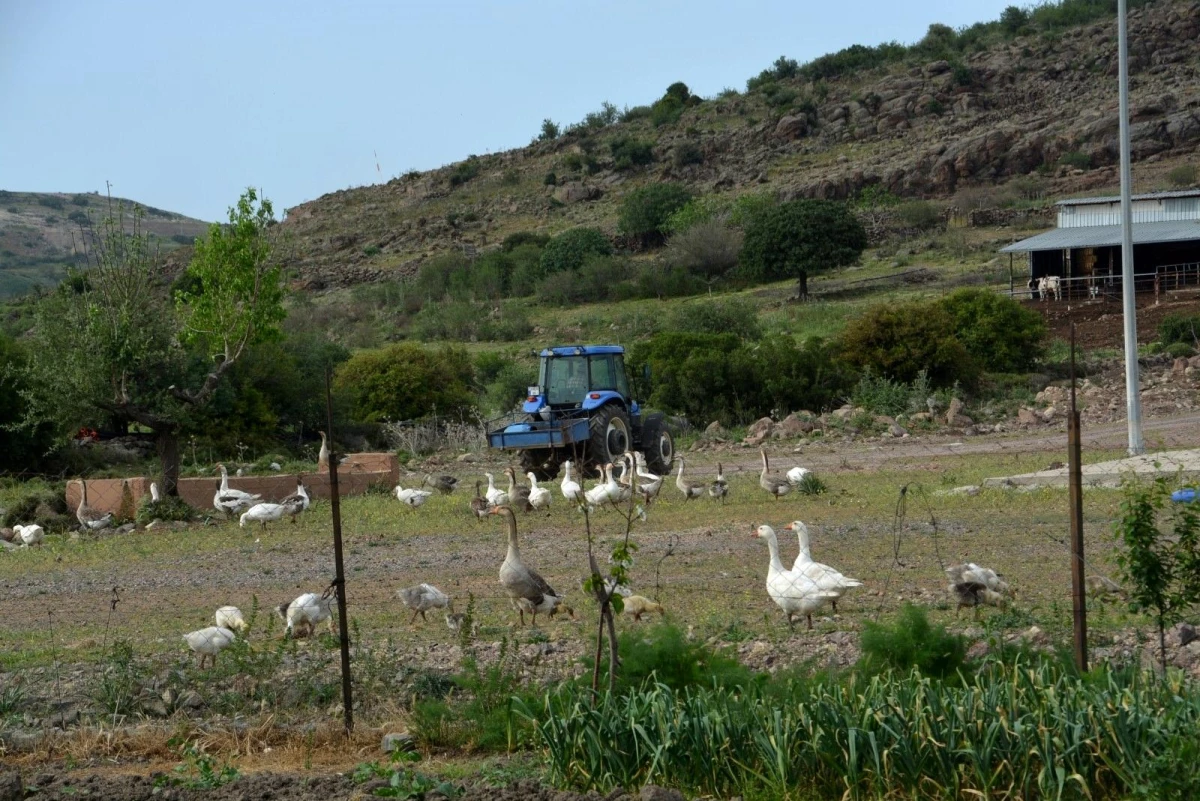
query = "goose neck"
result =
(502, 510, 520, 557)
(763, 530, 785, 573)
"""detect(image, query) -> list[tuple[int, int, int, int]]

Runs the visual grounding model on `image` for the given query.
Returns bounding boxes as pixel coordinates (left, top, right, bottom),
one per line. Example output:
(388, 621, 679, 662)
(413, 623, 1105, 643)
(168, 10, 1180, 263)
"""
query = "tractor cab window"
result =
(544, 356, 589, 406)
(613, 355, 630, 399)
(589, 355, 617, 391)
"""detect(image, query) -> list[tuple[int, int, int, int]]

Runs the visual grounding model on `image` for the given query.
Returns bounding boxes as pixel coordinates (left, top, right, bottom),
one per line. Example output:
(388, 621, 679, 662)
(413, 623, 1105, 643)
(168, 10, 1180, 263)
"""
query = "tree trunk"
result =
(796, 271, 809, 301)
(158, 427, 181, 497)
(592, 607, 605, 697)
(606, 606, 619, 693)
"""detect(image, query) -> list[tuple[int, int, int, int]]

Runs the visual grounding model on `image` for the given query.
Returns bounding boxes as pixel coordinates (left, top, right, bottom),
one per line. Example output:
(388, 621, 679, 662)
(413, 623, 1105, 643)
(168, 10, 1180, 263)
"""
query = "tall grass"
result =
(523, 659, 1200, 799)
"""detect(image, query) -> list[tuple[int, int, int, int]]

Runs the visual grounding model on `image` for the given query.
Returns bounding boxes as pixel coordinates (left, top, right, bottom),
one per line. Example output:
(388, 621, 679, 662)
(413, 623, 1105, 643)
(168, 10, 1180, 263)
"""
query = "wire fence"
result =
(1, 407, 1192, 737)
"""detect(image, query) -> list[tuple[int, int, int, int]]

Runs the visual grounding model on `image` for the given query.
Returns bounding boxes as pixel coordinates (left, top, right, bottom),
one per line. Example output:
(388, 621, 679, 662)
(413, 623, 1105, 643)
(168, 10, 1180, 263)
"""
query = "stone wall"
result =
(66, 453, 399, 515)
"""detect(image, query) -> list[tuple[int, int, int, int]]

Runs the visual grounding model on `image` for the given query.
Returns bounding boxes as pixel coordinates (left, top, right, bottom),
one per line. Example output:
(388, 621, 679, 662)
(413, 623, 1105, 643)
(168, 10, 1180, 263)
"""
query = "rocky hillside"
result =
(0, 191, 209, 298)
(270, 0, 1200, 292)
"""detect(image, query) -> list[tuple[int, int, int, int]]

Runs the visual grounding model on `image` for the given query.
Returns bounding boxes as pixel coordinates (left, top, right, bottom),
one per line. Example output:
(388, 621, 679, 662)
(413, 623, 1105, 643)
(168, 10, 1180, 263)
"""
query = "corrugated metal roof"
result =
(1000, 220, 1200, 253)
(1055, 189, 1200, 206)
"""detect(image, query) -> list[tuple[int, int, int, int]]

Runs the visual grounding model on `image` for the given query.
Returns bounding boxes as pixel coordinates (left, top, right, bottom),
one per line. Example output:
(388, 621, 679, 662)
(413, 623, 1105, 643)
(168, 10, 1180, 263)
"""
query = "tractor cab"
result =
(525, 346, 634, 414)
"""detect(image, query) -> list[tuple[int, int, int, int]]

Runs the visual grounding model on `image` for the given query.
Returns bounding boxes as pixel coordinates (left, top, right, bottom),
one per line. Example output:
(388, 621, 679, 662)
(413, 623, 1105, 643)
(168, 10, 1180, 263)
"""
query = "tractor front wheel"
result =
(589, 404, 631, 474)
(640, 413, 675, 476)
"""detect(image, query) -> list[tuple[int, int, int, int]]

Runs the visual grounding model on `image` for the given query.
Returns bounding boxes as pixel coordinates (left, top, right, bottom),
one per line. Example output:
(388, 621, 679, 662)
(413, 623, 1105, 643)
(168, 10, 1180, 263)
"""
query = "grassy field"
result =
(0, 445, 1137, 674)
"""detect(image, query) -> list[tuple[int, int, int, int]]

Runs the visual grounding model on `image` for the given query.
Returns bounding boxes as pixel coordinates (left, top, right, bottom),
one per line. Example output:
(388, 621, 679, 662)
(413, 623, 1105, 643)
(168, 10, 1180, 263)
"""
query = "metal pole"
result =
(1117, 0, 1145, 455)
(325, 369, 354, 734)
(1067, 324, 1088, 672)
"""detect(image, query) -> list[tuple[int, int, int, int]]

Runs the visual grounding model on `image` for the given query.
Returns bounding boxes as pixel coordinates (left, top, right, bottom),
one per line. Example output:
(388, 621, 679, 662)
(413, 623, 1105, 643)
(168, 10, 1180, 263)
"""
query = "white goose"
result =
(785, 521, 863, 612)
(560, 460, 584, 506)
(239, 502, 289, 530)
(492, 506, 568, 626)
(276, 592, 337, 637)
(675, 458, 705, 501)
(633, 452, 663, 503)
(752, 524, 839, 630)
(14, 524, 45, 546)
(396, 583, 452, 623)
(395, 483, 433, 508)
(183, 626, 237, 668)
(214, 605, 248, 633)
(786, 466, 811, 485)
(149, 482, 161, 502)
(484, 473, 509, 507)
(317, 430, 330, 470)
(526, 472, 552, 511)
(584, 463, 615, 509)
(215, 463, 262, 506)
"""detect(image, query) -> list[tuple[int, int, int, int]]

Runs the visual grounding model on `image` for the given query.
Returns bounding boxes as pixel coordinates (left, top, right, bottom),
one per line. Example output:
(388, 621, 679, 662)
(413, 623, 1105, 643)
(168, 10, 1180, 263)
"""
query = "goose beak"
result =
(783, 522, 794, 530)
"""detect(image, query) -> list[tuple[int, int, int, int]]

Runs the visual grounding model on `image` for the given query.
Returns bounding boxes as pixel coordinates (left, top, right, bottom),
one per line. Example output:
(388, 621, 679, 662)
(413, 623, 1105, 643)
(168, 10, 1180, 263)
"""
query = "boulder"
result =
(704, 420, 728, 440)
(1176, 622, 1198, 648)
(1041, 406, 1058, 422)
(1017, 408, 1041, 426)
(553, 182, 601, 204)
(775, 413, 812, 439)
(832, 405, 856, 420)
(743, 417, 775, 444)
(640, 787, 686, 801)
(775, 114, 809, 141)
(382, 731, 415, 754)
(1172, 356, 1189, 376)
(888, 422, 908, 438)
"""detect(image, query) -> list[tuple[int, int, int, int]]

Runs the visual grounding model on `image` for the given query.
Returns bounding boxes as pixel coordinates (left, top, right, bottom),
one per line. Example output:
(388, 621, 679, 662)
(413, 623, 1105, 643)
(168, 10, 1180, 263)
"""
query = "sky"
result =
(1, 0, 1017, 222)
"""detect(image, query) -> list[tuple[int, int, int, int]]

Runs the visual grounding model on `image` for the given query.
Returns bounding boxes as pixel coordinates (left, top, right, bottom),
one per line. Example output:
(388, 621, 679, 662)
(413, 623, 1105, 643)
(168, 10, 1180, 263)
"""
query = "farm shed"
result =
(1001, 189, 1200, 299)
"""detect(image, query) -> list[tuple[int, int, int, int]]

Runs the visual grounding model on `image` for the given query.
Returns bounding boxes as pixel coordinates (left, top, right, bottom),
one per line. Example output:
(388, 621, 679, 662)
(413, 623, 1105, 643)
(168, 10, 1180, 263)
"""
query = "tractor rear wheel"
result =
(519, 449, 560, 481)
(640, 413, 675, 475)
(588, 404, 630, 473)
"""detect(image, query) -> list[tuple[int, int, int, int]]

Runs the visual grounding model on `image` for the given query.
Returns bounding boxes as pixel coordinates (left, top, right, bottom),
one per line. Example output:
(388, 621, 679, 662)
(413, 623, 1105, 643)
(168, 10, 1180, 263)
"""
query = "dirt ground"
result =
(4, 403, 1200, 798)
(1030, 288, 1200, 348)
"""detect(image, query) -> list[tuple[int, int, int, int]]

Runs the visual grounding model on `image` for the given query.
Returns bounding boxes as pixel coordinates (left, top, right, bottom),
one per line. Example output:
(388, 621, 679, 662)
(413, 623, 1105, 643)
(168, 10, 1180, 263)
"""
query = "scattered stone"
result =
(1018, 408, 1041, 426)
(1176, 622, 1198, 648)
(382, 731, 415, 753)
(775, 413, 812, 439)
(1041, 406, 1058, 422)
(0, 769, 23, 801)
(832, 405, 855, 420)
(945, 485, 981, 496)
(888, 422, 908, 438)
(1172, 356, 1189, 375)
(704, 420, 728, 440)
(455, 452, 480, 463)
(743, 417, 775, 444)
(945, 397, 965, 425)
(0, 527, 13, 542)
(640, 786, 685, 801)
(115, 523, 136, 535)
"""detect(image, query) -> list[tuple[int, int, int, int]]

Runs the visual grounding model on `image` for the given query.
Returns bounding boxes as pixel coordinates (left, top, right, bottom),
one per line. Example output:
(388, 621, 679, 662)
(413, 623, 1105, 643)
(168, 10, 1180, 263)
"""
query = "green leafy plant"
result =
(1157, 313, 1200, 348)
(538, 227, 612, 276)
(617, 183, 692, 249)
(609, 135, 655, 170)
(936, 288, 1048, 373)
(840, 300, 980, 389)
(92, 640, 145, 719)
(448, 157, 481, 187)
(538, 119, 560, 141)
(156, 741, 240, 790)
(860, 604, 966, 679)
(1168, 164, 1198, 188)
(793, 472, 827, 496)
(739, 199, 867, 299)
(352, 751, 460, 798)
(1114, 478, 1200, 671)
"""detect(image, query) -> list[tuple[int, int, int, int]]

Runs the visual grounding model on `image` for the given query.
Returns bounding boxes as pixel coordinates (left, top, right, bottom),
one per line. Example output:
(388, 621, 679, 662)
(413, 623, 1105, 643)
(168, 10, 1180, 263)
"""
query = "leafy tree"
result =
(739, 199, 867, 299)
(21, 190, 285, 494)
(609, 136, 655, 171)
(333, 344, 475, 423)
(936, 288, 1047, 373)
(1115, 479, 1200, 672)
(539, 227, 612, 275)
(617, 183, 692, 249)
(0, 334, 57, 471)
(839, 301, 980, 388)
(538, 119, 560, 140)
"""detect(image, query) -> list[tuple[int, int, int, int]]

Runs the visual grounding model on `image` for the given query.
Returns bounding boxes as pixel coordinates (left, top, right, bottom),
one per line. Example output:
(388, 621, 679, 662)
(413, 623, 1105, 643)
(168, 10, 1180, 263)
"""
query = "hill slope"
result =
(0, 191, 209, 298)
(274, 0, 1200, 291)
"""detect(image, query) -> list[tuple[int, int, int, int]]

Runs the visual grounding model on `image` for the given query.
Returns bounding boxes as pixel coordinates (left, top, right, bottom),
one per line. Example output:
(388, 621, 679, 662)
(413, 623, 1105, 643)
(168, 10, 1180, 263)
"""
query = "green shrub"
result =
(1165, 341, 1195, 359)
(539, 227, 612, 276)
(1059, 150, 1091, 170)
(663, 219, 742, 279)
(850, 370, 933, 417)
(617, 183, 691, 248)
(633, 263, 707, 300)
(0, 335, 59, 471)
(506, 243, 546, 297)
(1158, 313, 1200, 348)
(501, 231, 549, 252)
(1000, 5, 1029, 34)
(333, 343, 475, 423)
(620, 105, 652, 123)
(1, 482, 69, 530)
(448, 157, 481, 187)
(793, 472, 827, 496)
(595, 623, 753, 694)
(70, 194, 90, 206)
(538, 119, 560, 141)
(936, 288, 1047, 373)
(136, 495, 195, 525)
(1168, 164, 1198, 187)
(66, 210, 89, 225)
(649, 95, 685, 127)
(537, 256, 632, 306)
(896, 200, 941, 230)
(362, 245, 380, 257)
(672, 141, 704, 168)
(860, 604, 966, 680)
(840, 301, 980, 388)
(609, 136, 655, 170)
(37, 195, 65, 210)
(665, 298, 761, 340)
(171, 234, 195, 245)
(543, 171, 557, 186)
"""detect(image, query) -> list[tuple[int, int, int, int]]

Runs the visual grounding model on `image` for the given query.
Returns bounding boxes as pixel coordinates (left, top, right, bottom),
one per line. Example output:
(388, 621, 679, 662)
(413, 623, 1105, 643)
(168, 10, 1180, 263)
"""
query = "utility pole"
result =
(325, 369, 353, 734)
(1068, 325, 1088, 672)
(1117, 0, 1145, 455)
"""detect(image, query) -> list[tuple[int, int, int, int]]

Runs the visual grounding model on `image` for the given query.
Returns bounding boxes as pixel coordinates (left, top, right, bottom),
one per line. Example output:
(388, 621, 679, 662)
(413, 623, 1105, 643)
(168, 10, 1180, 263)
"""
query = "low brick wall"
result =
(67, 454, 399, 515)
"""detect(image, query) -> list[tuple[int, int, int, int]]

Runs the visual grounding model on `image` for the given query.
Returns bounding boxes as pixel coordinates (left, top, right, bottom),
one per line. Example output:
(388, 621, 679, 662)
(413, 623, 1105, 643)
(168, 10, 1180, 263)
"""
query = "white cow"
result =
(1037, 275, 1061, 301)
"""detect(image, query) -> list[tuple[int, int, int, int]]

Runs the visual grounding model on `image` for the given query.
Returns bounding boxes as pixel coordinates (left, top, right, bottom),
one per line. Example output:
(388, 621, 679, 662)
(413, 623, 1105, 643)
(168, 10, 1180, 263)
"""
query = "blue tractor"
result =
(486, 345, 675, 479)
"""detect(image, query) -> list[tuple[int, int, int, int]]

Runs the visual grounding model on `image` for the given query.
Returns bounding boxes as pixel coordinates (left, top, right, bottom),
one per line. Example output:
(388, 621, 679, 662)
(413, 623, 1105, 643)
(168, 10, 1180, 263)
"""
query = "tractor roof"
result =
(540, 345, 625, 357)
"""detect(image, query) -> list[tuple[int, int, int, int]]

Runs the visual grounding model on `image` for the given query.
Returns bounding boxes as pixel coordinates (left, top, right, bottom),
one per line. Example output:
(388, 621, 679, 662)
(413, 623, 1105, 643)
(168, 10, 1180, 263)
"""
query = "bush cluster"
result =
(333, 343, 475, 423)
(617, 183, 692, 249)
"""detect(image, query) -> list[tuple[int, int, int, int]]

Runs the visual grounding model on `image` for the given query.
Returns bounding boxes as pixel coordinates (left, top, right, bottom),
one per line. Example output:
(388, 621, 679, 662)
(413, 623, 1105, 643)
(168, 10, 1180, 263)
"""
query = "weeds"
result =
(156, 740, 240, 790)
(91, 639, 144, 720)
(352, 751, 461, 798)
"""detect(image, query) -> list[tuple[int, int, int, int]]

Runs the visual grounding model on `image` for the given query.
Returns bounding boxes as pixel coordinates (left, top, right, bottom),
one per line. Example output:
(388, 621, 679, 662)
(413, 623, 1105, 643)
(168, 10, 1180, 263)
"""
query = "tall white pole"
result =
(1117, 0, 1144, 455)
